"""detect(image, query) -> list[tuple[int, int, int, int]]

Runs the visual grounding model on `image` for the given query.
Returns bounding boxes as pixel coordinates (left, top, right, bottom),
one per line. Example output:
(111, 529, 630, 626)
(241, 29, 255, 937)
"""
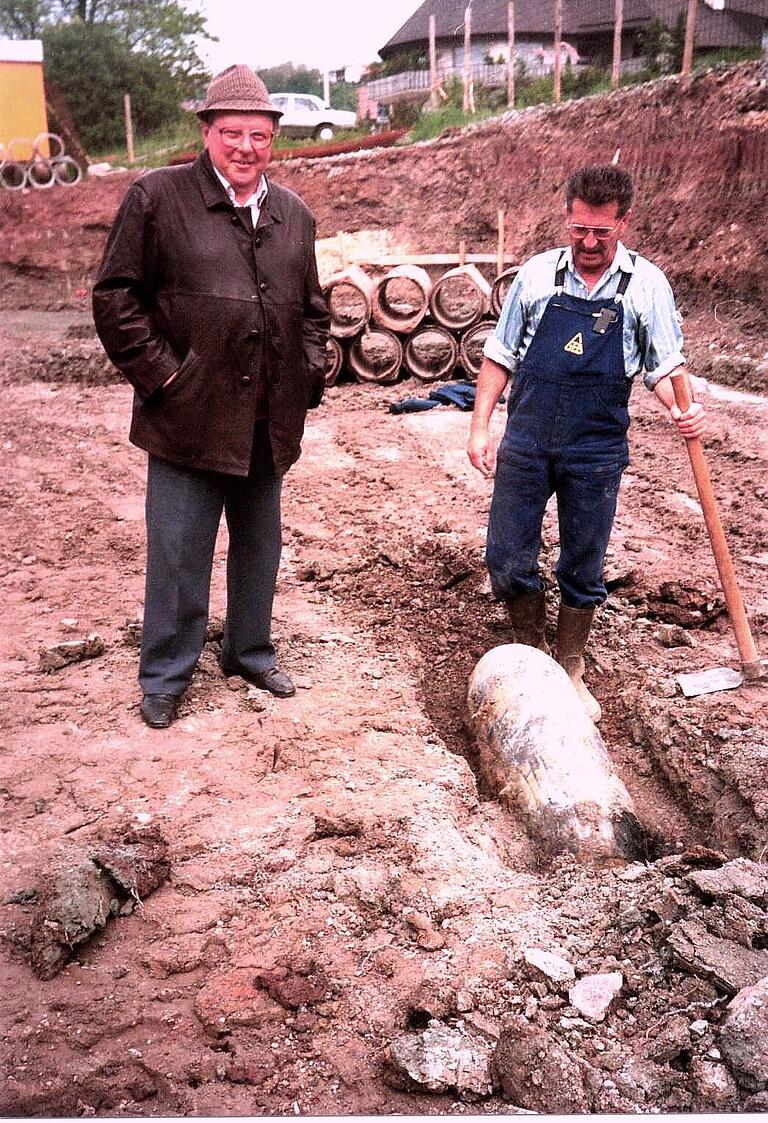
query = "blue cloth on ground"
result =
(389, 381, 478, 414)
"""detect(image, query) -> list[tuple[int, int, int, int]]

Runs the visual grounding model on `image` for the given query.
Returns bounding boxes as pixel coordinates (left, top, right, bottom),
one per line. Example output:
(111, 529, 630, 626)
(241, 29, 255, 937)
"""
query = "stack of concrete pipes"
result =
(322, 263, 518, 387)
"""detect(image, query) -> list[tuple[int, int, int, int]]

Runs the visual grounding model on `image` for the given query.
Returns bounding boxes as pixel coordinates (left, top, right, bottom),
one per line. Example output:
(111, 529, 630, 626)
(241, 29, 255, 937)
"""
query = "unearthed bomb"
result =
(467, 644, 643, 864)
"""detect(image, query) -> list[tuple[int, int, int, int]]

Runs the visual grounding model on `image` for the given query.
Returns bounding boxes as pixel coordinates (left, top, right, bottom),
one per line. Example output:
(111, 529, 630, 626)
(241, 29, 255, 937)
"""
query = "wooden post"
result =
(458, 239, 467, 267)
(611, 0, 623, 89)
(681, 0, 698, 77)
(496, 210, 505, 276)
(507, 0, 516, 110)
(124, 92, 135, 165)
(553, 0, 562, 104)
(429, 14, 439, 110)
(463, 4, 475, 114)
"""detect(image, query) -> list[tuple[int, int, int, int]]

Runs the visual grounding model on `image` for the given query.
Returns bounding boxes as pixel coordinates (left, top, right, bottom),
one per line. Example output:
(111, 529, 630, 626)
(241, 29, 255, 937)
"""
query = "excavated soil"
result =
(1, 61, 767, 1116)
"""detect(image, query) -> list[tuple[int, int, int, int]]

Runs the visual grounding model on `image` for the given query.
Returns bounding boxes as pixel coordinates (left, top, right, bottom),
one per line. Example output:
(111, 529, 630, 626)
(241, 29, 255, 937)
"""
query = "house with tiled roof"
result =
(379, 0, 768, 71)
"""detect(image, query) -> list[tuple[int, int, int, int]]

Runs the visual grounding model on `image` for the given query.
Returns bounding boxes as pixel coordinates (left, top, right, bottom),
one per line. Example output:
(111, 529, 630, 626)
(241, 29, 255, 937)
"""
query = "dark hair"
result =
(565, 165, 635, 217)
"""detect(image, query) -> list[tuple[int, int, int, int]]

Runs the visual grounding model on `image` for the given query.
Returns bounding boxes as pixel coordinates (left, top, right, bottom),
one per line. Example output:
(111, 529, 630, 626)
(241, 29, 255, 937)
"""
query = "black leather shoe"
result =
(140, 693, 180, 728)
(241, 667, 296, 697)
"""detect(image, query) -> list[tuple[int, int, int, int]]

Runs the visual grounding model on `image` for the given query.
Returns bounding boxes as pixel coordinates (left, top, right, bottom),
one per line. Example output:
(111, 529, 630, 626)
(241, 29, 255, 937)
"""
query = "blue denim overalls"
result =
(486, 256, 634, 609)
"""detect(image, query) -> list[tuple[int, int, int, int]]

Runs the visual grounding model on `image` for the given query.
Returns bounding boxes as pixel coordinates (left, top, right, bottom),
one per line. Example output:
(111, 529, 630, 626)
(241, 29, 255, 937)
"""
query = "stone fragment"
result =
(38, 633, 104, 673)
(385, 1020, 494, 1096)
(255, 961, 333, 1009)
(653, 624, 694, 648)
(667, 920, 768, 994)
(494, 1015, 589, 1112)
(523, 947, 576, 989)
(29, 859, 116, 979)
(92, 825, 170, 899)
(686, 858, 768, 903)
(690, 1059, 739, 1111)
(718, 976, 768, 1091)
(404, 908, 445, 950)
(568, 972, 623, 1023)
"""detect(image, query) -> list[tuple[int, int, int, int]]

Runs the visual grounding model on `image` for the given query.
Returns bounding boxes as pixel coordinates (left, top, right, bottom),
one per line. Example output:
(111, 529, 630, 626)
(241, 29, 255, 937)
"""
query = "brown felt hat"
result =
(197, 64, 282, 120)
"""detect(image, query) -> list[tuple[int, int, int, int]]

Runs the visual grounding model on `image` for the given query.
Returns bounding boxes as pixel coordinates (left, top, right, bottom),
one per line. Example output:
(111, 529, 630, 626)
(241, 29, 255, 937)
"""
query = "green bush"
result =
(43, 21, 184, 152)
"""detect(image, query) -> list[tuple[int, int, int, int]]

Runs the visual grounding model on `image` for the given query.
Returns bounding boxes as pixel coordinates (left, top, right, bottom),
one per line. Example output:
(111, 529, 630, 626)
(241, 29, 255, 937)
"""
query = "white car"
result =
(269, 93, 357, 141)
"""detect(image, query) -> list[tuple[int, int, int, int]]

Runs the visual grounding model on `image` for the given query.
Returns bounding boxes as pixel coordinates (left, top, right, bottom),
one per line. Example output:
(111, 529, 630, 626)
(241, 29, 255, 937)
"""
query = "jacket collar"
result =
(196, 149, 283, 226)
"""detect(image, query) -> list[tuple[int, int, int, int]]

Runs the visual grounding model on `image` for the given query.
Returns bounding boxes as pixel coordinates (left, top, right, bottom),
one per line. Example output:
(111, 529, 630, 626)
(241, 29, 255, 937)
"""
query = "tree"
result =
(256, 63, 323, 97)
(42, 20, 185, 151)
(0, 0, 212, 81)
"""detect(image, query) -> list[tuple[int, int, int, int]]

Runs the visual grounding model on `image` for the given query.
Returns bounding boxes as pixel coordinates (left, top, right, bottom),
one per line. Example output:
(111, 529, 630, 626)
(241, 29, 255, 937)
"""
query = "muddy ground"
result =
(1, 61, 768, 1117)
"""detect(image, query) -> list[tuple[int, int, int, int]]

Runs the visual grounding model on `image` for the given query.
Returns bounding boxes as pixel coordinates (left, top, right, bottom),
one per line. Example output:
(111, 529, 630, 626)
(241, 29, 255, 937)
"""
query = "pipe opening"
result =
(430, 264, 491, 331)
(459, 318, 497, 381)
(404, 324, 459, 383)
(348, 328, 403, 384)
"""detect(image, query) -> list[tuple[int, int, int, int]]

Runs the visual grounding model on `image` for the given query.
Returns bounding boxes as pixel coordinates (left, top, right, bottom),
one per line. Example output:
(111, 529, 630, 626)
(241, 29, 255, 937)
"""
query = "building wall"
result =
(0, 40, 49, 160)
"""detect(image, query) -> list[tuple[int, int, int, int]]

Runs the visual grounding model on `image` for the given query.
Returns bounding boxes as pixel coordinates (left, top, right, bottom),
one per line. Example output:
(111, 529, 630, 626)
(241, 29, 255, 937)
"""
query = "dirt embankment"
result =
(1, 59, 767, 1118)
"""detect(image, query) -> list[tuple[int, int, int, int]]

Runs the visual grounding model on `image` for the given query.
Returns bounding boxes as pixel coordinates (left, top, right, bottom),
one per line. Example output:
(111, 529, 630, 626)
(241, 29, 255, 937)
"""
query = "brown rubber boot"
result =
(555, 604, 601, 723)
(506, 590, 550, 655)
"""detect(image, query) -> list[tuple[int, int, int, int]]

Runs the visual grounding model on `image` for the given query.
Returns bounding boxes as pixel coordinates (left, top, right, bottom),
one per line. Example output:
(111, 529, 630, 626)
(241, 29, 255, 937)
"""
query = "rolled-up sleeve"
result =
(638, 267, 686, 390)
(483, 267, 527, 373)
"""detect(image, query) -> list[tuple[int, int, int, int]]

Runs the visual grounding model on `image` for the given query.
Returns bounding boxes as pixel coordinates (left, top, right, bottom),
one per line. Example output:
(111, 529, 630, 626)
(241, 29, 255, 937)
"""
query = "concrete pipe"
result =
(348, 327, 403, 384)
(324, 336, 344, 387)
(467, 644, 643, 864)
(490, 267, 520, 317)
(322, 265, 376, 339)
(372, 264, 433, 334)
(0, 161, 27, 191)
(429, 264, 492, 332)
(403, 323, 459, 383)
(459, 318, 497, 382)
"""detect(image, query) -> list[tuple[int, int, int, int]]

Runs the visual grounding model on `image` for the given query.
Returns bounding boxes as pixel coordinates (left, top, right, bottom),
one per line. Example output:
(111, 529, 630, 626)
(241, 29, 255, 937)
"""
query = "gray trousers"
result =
(139, 452, 282, 696)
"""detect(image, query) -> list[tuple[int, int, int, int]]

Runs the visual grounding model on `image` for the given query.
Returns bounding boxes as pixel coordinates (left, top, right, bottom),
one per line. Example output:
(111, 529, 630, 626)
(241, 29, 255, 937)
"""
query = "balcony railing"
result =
(366, 60, 564, 102)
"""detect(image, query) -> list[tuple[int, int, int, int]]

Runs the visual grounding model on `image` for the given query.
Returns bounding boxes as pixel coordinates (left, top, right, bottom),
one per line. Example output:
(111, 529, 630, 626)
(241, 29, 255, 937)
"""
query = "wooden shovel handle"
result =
(670, 372, 761, 677)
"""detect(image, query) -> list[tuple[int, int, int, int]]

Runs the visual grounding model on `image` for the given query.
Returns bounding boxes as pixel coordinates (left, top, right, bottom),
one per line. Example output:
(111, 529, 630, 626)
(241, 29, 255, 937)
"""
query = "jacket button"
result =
(249, 328, 260, 339)
(231, 216, 239, 224)
(255, 237, 262, 248)
(241, 375, 252, 386)
(259, 281, 267, 292)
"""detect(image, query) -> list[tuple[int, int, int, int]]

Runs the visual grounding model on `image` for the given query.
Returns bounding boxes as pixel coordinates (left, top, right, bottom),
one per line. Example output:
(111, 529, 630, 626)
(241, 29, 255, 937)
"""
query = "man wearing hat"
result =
(93, 65, 330, 728)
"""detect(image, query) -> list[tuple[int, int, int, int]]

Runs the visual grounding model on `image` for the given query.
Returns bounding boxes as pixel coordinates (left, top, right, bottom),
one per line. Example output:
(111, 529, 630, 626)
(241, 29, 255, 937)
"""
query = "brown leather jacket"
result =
(92, 151, 329, 476)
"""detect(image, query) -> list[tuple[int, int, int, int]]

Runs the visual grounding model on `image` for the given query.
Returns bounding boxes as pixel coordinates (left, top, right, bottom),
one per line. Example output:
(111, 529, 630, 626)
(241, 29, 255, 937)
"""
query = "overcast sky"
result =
(197, 0, 421, 74)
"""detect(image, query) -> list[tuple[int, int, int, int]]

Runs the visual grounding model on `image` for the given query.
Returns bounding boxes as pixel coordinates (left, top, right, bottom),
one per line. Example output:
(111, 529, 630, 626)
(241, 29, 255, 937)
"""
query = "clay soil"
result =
(1, 61, 767, 1117)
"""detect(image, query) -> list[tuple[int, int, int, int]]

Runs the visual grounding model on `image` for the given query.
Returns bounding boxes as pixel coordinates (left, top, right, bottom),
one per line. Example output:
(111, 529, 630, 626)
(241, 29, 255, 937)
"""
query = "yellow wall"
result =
(0, 60, 49, 160)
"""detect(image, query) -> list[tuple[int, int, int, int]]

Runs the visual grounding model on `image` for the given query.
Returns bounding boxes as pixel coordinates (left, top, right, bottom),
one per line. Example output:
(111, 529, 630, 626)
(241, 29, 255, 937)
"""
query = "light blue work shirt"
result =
(484, 242, 686, 390)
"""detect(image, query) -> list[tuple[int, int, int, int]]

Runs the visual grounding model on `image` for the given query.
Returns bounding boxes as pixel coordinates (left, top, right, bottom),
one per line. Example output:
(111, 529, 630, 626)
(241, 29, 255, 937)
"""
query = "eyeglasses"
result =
(215, 127, 274, 150)
(567, 222, 621, 241)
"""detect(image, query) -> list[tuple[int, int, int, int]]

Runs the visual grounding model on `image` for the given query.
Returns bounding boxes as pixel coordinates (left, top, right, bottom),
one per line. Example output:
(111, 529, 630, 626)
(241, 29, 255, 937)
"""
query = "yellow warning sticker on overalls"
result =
(564, 333, 584, 355)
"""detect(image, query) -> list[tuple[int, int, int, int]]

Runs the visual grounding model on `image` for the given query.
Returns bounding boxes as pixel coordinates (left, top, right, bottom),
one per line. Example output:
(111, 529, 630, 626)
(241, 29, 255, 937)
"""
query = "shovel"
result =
(670, 371, 764, 697)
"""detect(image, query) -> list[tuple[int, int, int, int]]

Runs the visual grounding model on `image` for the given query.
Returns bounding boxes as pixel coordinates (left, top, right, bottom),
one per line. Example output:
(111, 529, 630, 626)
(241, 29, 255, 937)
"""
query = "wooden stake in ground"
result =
(429, 14, 439, 110)
(497, 210, 506, 276)
(553, 0, 562, 104)
(611, 0, 624, 90)
(124, 93, 135, 166)
(507, 0, 516, 110)
(463, 4, 475, 114)
(681, 0, 698, 77)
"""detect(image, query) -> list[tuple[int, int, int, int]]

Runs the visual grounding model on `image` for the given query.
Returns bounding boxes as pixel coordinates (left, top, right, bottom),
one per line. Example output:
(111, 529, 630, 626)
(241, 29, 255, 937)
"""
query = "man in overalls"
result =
(468, 164, 706, 722)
